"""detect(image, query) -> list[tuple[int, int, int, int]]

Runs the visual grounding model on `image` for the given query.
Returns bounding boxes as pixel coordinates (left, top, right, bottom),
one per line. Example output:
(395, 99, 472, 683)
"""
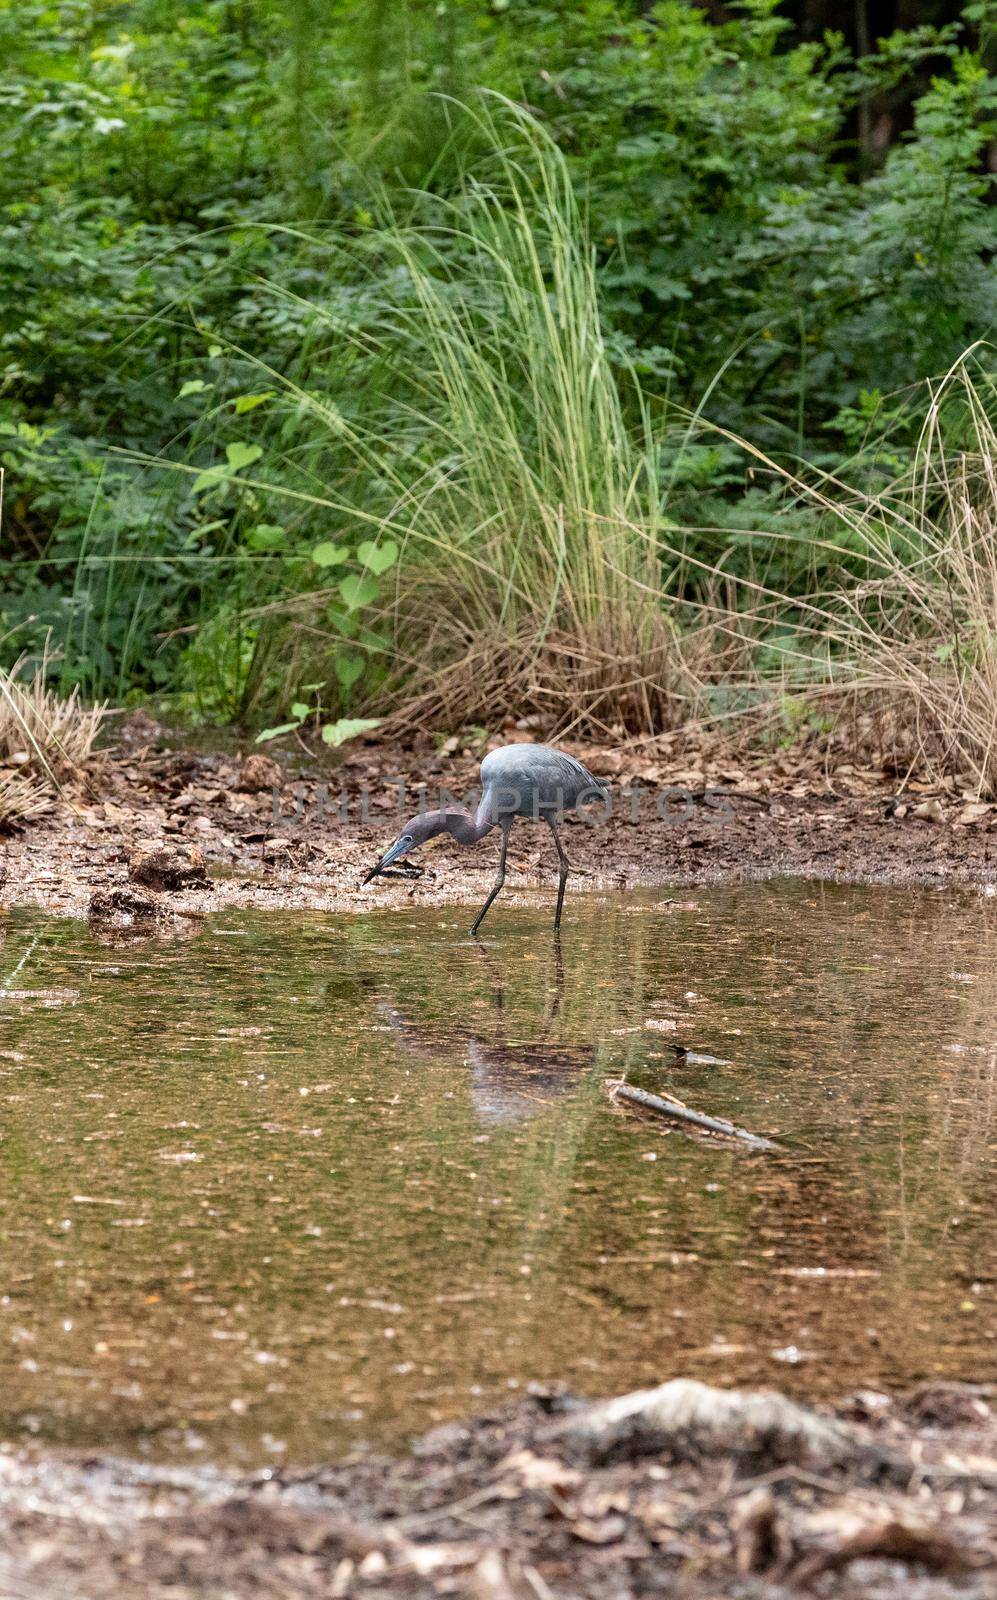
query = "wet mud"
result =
(1, 725, 995, 921)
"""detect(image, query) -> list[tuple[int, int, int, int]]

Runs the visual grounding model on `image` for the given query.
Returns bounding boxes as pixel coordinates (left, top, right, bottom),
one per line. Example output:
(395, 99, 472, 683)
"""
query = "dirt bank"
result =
(1, 719, 995, 920)
(0, 1378, 994, 1599)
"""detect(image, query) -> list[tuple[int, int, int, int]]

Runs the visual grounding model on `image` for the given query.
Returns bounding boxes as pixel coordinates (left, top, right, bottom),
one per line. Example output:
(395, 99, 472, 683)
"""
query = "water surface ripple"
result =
(0, 881, 994, 1464)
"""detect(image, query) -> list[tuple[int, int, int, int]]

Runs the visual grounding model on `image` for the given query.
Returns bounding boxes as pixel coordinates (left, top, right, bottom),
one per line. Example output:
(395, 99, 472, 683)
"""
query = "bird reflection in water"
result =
(375, 938, 596, 1125)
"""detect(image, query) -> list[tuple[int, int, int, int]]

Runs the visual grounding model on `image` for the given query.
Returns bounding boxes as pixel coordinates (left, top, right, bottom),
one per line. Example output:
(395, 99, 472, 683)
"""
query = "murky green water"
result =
(0, 882, 994, 1466)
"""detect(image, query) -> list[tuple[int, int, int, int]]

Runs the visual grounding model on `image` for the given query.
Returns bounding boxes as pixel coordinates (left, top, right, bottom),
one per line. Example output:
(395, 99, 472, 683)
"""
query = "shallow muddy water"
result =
(0, 881, 994, 1466)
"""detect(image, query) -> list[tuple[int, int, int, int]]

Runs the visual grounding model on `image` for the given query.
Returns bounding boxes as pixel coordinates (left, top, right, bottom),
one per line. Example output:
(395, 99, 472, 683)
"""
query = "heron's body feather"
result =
(478, 744, 606, 823)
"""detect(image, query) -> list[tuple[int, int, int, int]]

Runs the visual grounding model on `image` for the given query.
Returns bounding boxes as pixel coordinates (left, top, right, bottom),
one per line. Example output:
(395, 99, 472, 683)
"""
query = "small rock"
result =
(87, 886, 204, 945)
(128, 843, 208, 892)
(911, 798, 944, 822)
(237, 753, 282, 793)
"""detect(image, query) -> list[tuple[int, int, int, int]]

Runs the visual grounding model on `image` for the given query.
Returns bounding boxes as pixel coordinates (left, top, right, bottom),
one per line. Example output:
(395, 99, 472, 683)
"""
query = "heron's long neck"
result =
(443, 802, 494, 846)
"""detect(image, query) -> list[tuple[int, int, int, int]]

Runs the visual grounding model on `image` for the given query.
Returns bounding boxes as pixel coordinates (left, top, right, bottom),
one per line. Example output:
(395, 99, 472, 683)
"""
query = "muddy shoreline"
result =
(0, 1379, 994, 1598)
(2, 723, 995, 919)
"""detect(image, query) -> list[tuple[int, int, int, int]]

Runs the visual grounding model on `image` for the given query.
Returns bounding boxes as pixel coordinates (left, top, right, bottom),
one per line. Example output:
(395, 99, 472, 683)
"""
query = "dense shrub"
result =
(0, 0, 994, 720)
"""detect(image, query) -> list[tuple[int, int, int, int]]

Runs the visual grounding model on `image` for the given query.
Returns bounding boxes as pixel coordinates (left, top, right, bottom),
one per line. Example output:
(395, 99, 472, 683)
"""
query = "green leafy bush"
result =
(1, 0, 994, 728)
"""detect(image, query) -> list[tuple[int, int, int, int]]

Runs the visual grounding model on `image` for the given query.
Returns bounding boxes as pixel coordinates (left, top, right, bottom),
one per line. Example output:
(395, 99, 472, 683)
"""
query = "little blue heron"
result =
(361, 744, 608, 934)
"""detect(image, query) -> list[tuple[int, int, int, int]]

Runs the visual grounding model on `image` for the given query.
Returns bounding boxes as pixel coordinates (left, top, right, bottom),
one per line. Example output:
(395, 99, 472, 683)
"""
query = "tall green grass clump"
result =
(337, 99, 681, 734)
(168, 99, 697, 735)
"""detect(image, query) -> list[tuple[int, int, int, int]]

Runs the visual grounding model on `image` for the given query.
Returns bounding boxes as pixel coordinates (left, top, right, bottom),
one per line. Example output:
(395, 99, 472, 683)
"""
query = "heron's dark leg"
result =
(470, 820, 512, 936)
(548, 819, 571, 931)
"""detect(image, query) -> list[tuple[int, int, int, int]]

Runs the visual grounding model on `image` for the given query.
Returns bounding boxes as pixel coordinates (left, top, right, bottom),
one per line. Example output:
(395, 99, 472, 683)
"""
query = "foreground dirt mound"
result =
(0, 1379, 993, 1598)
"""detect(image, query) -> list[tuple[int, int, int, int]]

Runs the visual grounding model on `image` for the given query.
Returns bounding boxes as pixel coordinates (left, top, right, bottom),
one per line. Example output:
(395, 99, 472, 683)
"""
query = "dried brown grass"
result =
(833, 374, 997, 793)
(685, 358, 997, 792)
(0, 769, 54, 828)
(0, 650, 108, 826)
(1, 657, 106, 770)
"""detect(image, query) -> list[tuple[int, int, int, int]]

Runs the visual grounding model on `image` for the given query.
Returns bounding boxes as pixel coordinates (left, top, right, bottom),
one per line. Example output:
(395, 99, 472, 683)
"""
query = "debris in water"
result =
(606, 1079, 779, 1152)
(668, 1044, 732, 1065)
(0, 986, 80, 1006)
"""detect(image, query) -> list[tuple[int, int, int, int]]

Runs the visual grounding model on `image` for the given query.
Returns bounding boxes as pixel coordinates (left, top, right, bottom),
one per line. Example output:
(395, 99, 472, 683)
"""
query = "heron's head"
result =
(361, 811, 448, 884)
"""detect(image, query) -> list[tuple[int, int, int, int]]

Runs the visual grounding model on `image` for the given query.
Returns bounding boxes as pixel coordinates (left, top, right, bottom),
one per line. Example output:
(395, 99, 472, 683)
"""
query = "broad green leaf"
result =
(234, 391, 274, 414)
(226, 441, 262, 472)
(321, 717, 381, 747)
(290, 701, 311, 720)
(178, 378, 209, 398)
(356, 538, 398, 575)
(245, 523, 286, 550)
(255, 722, 299, 743)
(192, 466, 225, 495)
(326, 606, 358, 638)
(335, 653, 364, 689)
(338, 573, 379, 611)
(311, 541, 350, 568)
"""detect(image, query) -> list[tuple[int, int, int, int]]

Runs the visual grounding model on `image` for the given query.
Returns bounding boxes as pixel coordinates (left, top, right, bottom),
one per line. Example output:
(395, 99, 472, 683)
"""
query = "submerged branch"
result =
(605, 1078, 779, 1152)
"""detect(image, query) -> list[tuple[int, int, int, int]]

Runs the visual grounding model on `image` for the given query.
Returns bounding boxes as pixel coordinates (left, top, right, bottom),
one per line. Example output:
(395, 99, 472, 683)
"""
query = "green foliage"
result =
(1, 0, 994, 727)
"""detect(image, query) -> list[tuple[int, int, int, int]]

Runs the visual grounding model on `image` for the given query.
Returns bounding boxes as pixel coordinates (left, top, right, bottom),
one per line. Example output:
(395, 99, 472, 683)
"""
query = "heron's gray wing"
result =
(480, 745, 608, 812)
(531, 747, 608, 808)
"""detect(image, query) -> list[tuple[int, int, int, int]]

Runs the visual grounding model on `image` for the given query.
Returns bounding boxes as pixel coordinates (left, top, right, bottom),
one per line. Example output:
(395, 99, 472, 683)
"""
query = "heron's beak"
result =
(361, 837, 410, 885)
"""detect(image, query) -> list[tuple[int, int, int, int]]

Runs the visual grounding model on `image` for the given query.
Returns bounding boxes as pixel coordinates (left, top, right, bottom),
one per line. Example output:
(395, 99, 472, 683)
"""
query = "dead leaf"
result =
(731, 1487, 782, 1574)
(500, 1450, 582, 1494)
(956, 802, 991, 826)
(570, 1514, 627, 1545)
(789, 1506, 984, 1581)
(468, 1548, 519, 1599)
